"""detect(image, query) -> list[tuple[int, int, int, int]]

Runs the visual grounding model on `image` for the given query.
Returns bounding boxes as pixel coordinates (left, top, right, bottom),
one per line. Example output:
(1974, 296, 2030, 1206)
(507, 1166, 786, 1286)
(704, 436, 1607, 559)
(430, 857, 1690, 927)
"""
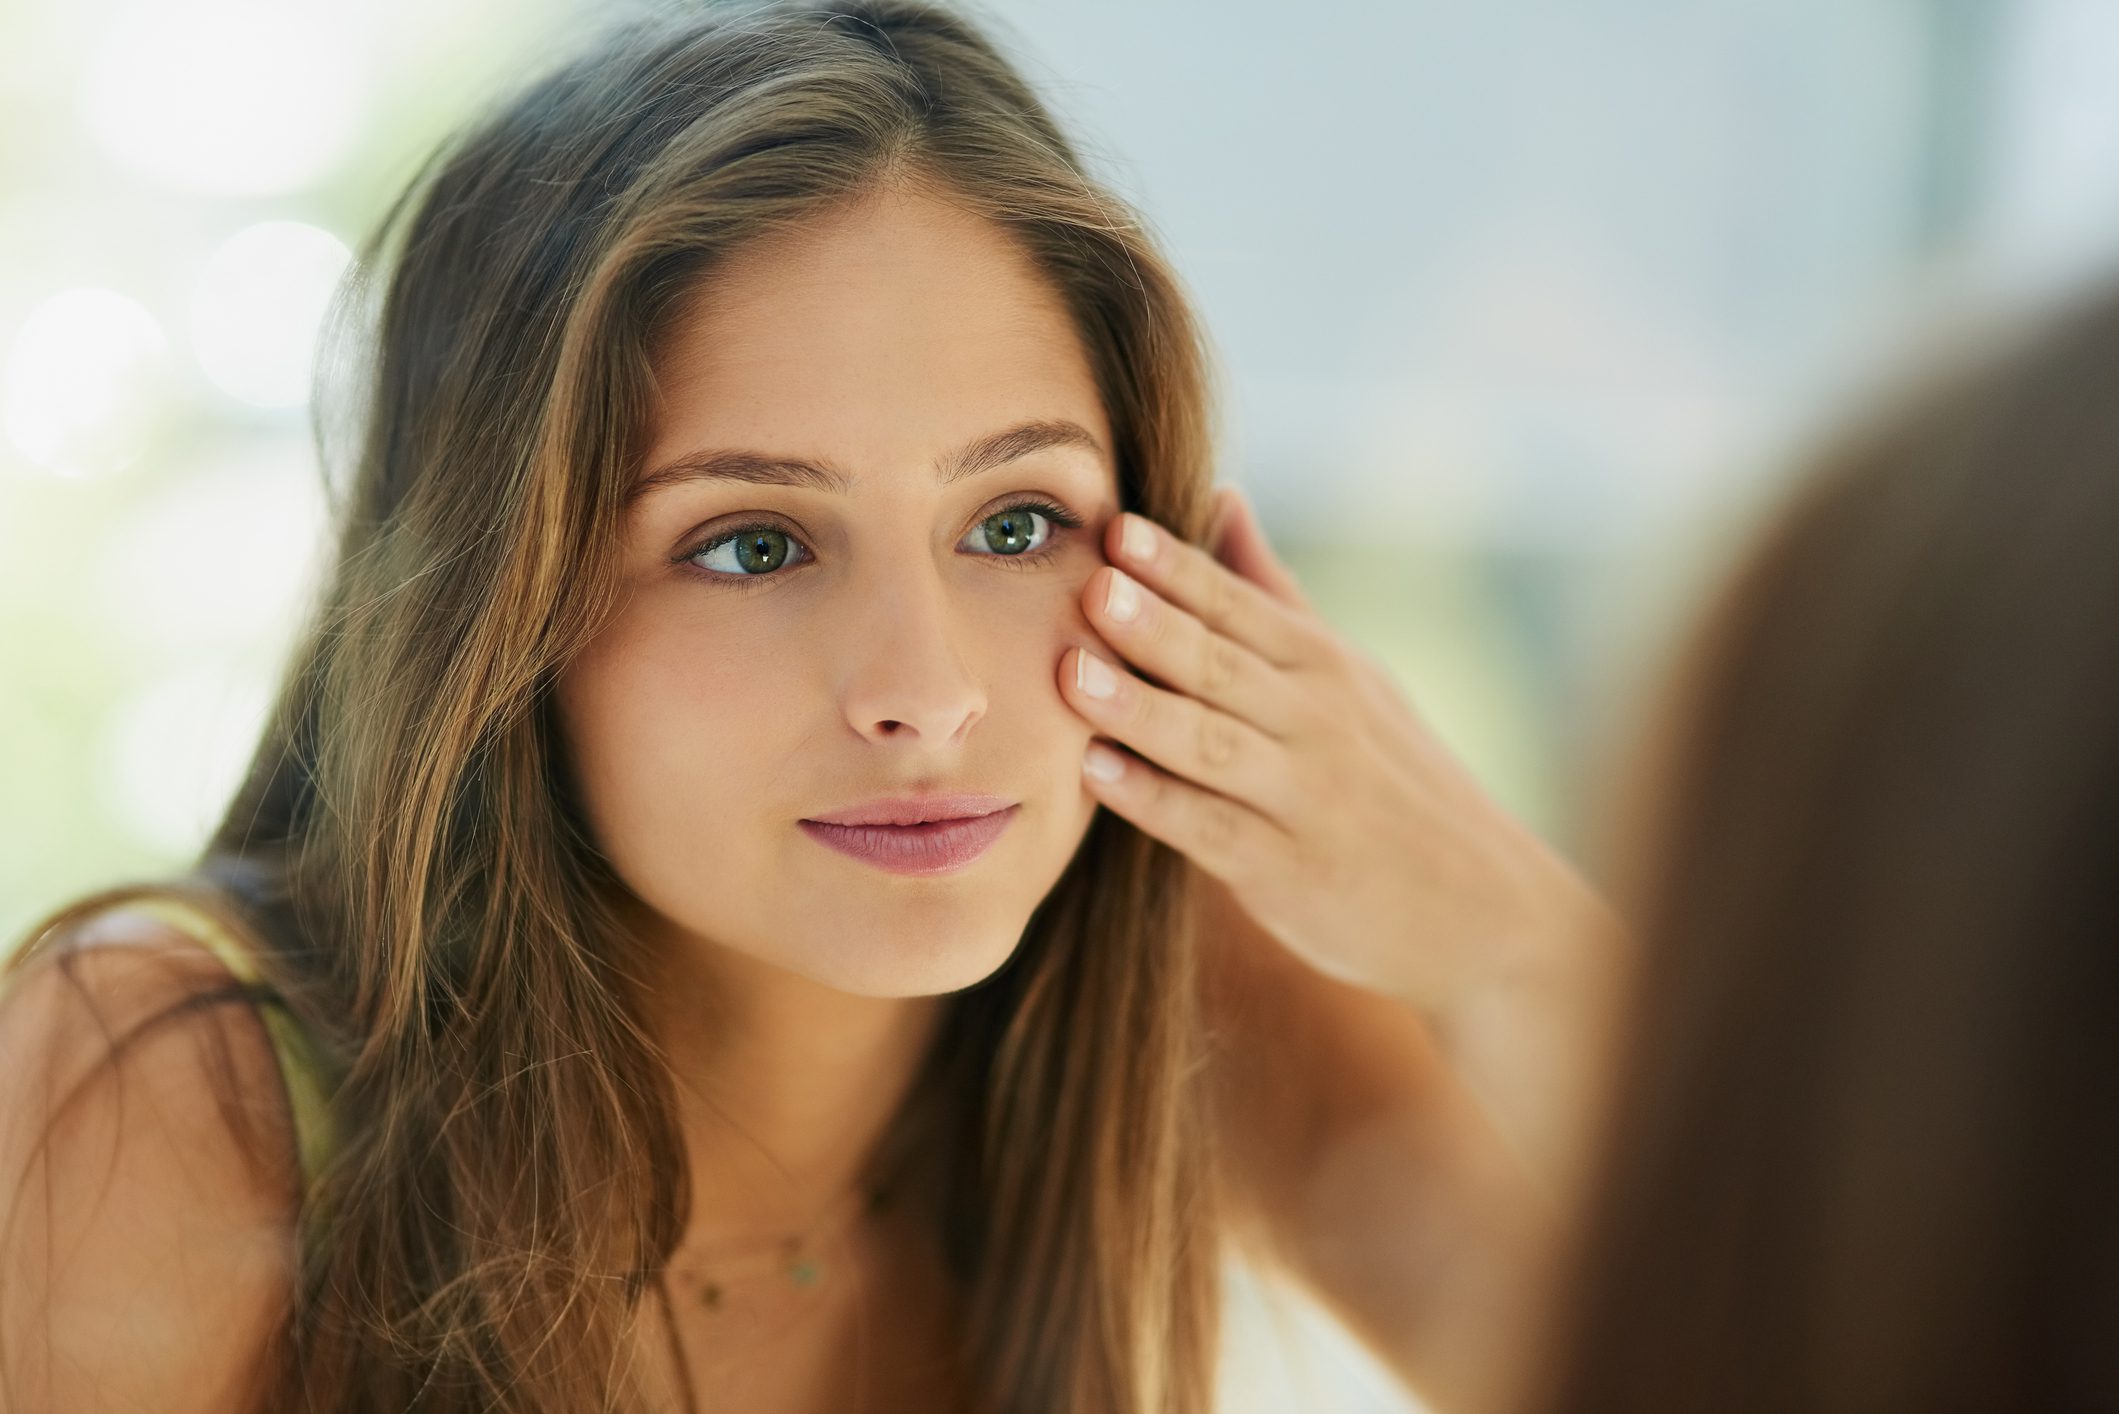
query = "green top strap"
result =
(117, 897, 344, 1204)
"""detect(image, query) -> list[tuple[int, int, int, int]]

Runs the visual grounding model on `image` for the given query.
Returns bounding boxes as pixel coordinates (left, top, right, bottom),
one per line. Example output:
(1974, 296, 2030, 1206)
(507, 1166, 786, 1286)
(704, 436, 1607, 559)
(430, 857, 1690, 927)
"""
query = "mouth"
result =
(797, 804, 1020, 877)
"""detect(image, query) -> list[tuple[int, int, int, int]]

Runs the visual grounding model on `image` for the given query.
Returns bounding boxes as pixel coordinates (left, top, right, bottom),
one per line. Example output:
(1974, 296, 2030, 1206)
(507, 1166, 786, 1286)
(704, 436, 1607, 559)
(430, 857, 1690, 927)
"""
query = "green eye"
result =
(729, 529, 792, 574)
(681, 495, 1086, 590)
(961, 497, 1086, 560)
(976, 505, 1048, 555)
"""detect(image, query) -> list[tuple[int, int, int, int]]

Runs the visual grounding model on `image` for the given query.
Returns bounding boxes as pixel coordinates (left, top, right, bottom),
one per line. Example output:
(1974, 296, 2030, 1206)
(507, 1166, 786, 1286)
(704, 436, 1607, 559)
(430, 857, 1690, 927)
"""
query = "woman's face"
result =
(554, 186, 1122, 999)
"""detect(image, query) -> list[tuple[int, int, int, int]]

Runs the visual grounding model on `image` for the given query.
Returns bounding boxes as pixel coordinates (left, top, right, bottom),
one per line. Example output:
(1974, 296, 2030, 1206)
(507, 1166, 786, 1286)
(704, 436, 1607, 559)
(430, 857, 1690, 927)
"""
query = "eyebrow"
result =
(626, 417, 1105, 506)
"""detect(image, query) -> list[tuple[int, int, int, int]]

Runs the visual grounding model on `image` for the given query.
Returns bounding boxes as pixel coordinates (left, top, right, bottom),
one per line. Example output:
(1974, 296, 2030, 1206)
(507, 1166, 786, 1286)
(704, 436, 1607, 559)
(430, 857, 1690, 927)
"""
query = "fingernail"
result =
(1076, 648, 1119, 699)
(1104, 569, 1141, 622)
(1083, 741, 1126, 781)
(1119, 514, 1157, 565)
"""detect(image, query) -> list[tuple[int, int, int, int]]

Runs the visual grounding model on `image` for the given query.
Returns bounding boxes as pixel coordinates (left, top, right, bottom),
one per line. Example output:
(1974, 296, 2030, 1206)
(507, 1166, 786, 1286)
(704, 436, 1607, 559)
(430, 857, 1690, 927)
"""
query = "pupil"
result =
(725, 515, 1041, 574)
(735, 531, 788, 573)
(987, 511, 1033, 554)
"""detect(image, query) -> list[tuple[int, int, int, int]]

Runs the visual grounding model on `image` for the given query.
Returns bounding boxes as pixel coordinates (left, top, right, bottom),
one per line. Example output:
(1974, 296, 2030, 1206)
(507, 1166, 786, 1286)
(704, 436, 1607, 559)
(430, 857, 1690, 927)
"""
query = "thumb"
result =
(1212, 485, 1311, 611)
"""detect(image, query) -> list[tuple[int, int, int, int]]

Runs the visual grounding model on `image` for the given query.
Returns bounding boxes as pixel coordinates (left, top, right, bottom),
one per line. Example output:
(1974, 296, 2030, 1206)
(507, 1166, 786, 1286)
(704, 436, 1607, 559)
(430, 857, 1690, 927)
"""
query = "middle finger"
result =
(1084, 564, 1309, 741)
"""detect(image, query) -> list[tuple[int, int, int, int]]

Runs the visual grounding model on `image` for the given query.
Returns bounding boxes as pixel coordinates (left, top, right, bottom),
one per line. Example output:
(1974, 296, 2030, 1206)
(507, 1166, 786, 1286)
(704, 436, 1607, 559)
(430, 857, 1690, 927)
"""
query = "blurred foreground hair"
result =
(1, 2, 1226, 1409)
(1526, 282, 2119, 1413)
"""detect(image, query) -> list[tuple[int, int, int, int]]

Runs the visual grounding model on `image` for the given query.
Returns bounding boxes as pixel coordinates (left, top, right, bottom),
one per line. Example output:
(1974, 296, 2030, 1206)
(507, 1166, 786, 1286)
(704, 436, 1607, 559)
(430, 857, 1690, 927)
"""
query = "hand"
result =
(1063, 486, 1604, 1008)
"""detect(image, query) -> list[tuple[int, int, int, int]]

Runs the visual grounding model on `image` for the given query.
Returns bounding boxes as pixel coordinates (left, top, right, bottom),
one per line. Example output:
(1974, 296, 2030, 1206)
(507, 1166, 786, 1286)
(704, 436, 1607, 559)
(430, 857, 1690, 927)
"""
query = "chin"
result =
(792, 914, 1029, 999)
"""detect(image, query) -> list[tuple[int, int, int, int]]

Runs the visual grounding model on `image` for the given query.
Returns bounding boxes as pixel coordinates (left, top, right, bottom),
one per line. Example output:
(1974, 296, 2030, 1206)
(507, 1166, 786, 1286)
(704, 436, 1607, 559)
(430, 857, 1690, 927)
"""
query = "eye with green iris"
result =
(682, 496, 1087, 588)
(978, 504, 1047, 556)
(719, 527, 796, 576)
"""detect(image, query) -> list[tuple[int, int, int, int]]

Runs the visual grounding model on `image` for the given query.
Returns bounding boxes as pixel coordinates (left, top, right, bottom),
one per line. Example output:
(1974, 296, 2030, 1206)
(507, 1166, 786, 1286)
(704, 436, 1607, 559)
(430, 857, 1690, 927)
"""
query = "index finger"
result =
(1106, 511, 1321, 670)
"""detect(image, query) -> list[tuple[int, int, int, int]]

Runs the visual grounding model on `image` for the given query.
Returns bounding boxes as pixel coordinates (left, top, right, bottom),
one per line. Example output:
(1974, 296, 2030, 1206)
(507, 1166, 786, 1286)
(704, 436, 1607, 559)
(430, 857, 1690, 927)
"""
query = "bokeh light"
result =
(93, 434, 331, 658)
(98, 663, 273, 858)
(81, 0, 371, 195)
(188, 220, 354, 409)
(1, 286, 175, 478)
(12, 7, 2119, 1407)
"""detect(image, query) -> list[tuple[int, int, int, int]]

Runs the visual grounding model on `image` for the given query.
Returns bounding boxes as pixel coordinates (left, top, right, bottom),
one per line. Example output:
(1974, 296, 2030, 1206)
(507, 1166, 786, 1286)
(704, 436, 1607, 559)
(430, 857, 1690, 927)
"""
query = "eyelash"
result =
(674, 496, 1087, 592)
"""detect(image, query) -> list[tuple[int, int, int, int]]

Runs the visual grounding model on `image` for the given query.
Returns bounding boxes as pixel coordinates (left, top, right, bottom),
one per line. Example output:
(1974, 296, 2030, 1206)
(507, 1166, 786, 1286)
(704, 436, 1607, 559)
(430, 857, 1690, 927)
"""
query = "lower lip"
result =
(798, 805, 1019, 876)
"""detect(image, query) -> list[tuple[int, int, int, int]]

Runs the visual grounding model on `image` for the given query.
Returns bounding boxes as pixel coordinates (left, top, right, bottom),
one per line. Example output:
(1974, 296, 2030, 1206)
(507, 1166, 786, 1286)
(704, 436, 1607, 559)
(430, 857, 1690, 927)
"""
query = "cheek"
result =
(547, 581, 1102, 991)
(553, 616, 796, 856)
(975, 573, 1102, 725)
(558, 578, 1097, 838)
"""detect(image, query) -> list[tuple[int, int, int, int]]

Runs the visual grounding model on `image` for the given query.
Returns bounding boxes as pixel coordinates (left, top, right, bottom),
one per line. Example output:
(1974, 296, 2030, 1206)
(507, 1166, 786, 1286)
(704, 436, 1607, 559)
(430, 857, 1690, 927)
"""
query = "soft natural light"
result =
(94, 435, 331, 657)
(100, 665, 274, 858)
(1, 286, 174, 477)
(189, 220, 355, 409)
(81, 0, 371, 194)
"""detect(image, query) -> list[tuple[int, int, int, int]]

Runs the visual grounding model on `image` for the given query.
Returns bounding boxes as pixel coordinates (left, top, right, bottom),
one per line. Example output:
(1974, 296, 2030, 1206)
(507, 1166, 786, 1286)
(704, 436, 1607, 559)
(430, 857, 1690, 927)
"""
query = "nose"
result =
(835, 569, 988, 747)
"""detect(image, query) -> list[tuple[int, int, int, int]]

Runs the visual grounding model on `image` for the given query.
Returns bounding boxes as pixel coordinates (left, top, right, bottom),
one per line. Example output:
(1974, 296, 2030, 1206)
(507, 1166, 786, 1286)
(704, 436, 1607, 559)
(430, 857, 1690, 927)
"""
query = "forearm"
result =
(1202, 903, 1578, 1414)
(1197, 850, 1632, 1401)
(1418, 848, 1635, 1202)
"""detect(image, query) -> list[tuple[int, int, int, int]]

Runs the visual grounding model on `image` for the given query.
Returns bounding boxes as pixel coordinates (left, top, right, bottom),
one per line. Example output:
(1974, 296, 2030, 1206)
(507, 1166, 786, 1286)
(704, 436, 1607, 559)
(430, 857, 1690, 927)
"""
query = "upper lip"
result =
(802, 794, 1016, 827)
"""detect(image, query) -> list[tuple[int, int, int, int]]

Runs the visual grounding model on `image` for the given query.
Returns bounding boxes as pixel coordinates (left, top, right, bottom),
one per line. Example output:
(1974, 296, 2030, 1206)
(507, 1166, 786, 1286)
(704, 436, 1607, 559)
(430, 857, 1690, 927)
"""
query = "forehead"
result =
(642, 189, 1114, 487)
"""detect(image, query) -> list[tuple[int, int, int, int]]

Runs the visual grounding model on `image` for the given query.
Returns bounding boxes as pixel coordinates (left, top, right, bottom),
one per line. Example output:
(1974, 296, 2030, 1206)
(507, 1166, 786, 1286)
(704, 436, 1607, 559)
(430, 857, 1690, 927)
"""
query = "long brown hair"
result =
(1521, 284, 2119, 1412)
(0, 2, 1226, 1409)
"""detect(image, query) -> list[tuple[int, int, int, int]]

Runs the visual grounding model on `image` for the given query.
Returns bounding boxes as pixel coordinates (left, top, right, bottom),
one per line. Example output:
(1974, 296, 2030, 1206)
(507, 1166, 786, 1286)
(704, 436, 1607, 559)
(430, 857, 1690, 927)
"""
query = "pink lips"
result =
(798, 795, 1019, 876)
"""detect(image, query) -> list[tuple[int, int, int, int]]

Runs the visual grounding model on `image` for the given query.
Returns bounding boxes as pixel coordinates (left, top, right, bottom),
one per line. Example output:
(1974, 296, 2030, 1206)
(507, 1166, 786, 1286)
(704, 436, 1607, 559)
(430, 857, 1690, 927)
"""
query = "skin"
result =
(1063, 446, 1632, 1414)
(0, 184, 1626, 1414)
(553, 179, 1631, 1413)
(549, 183, 1123, 1409)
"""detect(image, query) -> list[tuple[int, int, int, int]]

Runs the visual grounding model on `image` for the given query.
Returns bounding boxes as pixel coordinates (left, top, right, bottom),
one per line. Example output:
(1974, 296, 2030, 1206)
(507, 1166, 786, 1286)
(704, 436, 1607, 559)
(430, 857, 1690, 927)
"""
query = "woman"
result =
(1515, 283, 2119, 1413)
(0, 3, 1615, 1411)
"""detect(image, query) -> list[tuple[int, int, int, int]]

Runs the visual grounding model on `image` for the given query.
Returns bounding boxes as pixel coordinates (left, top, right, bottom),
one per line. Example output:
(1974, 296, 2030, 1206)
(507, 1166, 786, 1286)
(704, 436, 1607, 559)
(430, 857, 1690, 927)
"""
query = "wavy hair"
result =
(2, 2, 1226, 1409)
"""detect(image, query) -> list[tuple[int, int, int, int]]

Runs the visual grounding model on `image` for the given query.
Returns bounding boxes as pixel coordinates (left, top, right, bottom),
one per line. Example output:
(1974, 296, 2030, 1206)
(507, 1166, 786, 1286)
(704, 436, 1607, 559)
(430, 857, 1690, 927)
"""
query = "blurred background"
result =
(5, 0, 2119, 1407)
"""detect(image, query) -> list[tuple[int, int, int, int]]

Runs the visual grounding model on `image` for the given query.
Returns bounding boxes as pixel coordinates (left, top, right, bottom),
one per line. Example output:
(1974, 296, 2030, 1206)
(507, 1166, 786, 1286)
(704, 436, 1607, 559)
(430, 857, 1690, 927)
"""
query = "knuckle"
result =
(1199, 634, 1240, 697)
(1142, 616, 1173, 660)
(1195, 707, 1241, 770)
(1280, 618, 1334, 675)
(1125, 677, 1157, 731)
(1204, 566, 1234, 628)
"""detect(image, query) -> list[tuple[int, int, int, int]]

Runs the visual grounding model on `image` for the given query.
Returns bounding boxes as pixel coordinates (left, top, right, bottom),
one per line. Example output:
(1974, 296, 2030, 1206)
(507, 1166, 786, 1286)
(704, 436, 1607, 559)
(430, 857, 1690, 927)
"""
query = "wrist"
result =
(1435, 815, 1625, 1008)
(1421, 854, 1633, 1194)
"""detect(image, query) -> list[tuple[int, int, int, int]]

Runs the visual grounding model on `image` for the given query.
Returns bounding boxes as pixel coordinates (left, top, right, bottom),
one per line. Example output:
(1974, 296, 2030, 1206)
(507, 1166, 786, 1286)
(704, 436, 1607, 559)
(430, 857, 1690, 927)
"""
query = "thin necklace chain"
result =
(661, 1075, 939, 1308)
(666, 1173, 888, 1297)
(649, 1135, 924, 1414)
(648, 1058, 954, 1414)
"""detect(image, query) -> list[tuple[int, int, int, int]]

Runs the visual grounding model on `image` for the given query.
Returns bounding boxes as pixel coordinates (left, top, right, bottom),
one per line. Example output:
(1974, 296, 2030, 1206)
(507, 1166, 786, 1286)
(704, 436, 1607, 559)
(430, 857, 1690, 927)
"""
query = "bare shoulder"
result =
(0, 904, 301, 1413)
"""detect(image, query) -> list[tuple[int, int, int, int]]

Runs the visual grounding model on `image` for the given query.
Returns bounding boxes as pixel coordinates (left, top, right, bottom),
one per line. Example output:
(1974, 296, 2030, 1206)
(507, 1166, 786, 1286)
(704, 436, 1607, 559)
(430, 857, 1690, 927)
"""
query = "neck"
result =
(627, 910, 951, 1255)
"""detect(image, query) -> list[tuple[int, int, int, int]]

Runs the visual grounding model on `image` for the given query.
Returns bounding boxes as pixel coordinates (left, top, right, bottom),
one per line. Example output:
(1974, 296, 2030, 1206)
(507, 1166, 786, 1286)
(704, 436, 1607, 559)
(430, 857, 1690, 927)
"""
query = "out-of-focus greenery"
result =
(10, 0, 2119, 969)
(13, 5, 2119, 1412)
(0, 0, 582, 948)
